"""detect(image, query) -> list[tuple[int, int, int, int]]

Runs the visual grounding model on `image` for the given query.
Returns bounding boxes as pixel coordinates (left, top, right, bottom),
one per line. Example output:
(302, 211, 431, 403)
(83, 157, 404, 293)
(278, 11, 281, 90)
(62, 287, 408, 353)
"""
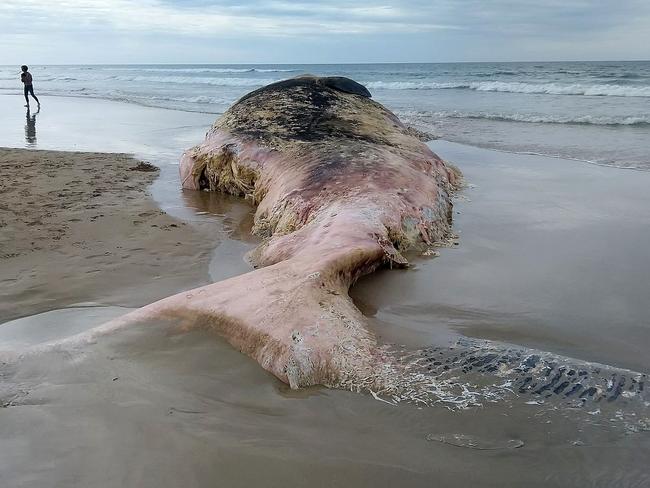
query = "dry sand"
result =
(0, 147, 215, 322)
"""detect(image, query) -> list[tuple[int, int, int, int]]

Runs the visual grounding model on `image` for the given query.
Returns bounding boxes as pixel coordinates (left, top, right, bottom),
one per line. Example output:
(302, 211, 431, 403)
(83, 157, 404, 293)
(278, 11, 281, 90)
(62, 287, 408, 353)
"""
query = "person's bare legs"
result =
(28, 85, 39, 105)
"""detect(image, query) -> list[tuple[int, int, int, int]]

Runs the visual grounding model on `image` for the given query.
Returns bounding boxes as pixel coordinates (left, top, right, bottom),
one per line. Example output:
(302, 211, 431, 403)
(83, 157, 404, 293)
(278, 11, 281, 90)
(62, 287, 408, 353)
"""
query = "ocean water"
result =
(1, 61, 649, 168)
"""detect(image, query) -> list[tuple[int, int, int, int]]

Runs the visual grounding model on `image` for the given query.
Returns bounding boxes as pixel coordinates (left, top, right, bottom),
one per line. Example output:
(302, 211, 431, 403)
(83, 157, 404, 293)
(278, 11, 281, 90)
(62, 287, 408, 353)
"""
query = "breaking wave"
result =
(434, 111, 650, 127)
(366, 80, 650, 97)
(366, 81, 461, 90)
(110, 93, 232, 105)
(98, 67, 297, 74)
(114, 75, 279, 86)
(470, 81, 650, 97)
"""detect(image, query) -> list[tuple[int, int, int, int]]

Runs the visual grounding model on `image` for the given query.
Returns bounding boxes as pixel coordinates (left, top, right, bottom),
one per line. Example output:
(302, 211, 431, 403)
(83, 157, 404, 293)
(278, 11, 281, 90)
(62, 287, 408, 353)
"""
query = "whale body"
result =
(170, 75, 461, 389)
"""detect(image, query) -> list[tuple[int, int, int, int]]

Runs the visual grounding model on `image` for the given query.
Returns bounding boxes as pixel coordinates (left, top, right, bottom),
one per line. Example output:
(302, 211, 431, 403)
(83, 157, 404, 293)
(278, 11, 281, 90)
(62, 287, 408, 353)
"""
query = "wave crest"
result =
(367, 80, 650, 97)
(114, 75, 279, 86)
(398, 110, 650, 127)
(439, 111, 650, 126)
(101, 67, 297, 74)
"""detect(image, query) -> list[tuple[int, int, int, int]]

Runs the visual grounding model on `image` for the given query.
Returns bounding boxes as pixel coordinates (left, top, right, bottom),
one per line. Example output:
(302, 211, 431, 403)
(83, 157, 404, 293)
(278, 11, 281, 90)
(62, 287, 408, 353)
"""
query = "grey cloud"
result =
(0, 0, 648, 63)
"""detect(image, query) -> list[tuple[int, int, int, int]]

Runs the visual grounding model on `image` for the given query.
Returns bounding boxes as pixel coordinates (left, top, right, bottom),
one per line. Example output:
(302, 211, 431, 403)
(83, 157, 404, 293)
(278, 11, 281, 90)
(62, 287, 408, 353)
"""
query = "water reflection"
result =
(180, 189, 260, 281)
(25, 106, 39, 146)
(181, 189, 257, 242)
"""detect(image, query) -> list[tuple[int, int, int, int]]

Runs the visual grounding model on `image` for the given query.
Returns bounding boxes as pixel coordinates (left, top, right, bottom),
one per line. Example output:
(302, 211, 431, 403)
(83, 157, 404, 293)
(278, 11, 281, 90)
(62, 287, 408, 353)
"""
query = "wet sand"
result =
(1, 312, 648, 488)
(354, 140, 650, 373)
(0, 94, 649, 487)
(0, 147, 215, 322)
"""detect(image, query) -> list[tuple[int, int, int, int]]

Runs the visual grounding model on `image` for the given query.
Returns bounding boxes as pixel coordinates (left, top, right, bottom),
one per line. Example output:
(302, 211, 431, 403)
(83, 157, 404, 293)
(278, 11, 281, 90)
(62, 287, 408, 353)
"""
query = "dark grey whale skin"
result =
(238, 76, 373, 104)
(419, 337, 648, 407)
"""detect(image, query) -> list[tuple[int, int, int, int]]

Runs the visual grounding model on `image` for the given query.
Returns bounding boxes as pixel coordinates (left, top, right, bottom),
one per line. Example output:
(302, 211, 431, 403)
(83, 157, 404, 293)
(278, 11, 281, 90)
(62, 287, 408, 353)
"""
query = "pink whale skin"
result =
(99, 76, 461, 391)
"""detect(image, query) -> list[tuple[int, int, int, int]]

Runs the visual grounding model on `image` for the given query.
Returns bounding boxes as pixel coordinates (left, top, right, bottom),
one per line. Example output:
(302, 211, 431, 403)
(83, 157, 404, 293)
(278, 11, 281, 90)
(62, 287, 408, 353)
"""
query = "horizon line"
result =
(1, 59, 649, 67)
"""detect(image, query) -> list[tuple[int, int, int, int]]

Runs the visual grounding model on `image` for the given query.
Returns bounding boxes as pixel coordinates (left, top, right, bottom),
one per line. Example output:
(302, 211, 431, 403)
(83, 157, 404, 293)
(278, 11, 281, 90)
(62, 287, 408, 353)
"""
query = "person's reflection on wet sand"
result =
(25, 106, 39, 146)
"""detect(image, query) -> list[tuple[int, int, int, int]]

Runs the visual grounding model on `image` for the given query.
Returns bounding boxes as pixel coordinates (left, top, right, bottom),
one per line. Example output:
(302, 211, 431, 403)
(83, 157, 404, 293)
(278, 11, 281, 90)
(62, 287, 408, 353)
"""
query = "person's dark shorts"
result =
(24, 84, 35, 96)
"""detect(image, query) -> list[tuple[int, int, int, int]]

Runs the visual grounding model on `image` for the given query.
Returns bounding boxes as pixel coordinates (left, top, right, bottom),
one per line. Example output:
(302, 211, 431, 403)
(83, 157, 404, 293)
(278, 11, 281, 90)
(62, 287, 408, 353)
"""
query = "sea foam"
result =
(100, 67, 297, 74)
(115, 75, 279, 86)
(434, 111, 650, 126)
(366, 80, 650, 97)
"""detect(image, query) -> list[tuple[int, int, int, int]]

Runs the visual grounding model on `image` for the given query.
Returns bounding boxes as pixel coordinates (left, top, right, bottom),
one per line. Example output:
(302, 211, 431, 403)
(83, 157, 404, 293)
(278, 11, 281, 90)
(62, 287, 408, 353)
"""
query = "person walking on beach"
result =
(21, 65, 40, 107)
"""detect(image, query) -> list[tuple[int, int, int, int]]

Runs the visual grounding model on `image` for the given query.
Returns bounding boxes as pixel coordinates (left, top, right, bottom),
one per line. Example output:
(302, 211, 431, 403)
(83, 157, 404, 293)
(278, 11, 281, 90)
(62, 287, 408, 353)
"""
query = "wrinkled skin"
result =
(107, 76, 459, 390)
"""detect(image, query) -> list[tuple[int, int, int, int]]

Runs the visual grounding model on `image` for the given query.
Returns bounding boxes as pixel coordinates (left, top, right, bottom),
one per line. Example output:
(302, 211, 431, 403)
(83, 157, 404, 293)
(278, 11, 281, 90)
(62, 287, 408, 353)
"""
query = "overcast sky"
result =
(1, 0, 649, 64)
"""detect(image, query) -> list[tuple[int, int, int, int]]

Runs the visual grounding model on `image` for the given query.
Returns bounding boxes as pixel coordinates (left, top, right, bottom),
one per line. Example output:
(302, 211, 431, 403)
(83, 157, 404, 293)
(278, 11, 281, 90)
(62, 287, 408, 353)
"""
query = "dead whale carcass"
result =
(163, 75, 460, 389)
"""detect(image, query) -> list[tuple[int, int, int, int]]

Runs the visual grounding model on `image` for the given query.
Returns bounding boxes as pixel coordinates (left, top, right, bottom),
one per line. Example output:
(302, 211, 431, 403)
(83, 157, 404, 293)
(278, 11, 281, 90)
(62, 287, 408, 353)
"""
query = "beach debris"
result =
(425, 433, 524, 450)
(369, 389, 397, 406)
(422, 248, 440, 257)
(130, 161, 159, 172)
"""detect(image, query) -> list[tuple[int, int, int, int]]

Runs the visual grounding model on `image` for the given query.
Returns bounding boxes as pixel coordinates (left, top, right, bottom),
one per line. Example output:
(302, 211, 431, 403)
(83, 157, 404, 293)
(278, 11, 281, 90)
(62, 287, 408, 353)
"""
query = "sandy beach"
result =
(0, 94, 648, 487)
(0, 147, 215, 322)
(2, 0, 649, 482)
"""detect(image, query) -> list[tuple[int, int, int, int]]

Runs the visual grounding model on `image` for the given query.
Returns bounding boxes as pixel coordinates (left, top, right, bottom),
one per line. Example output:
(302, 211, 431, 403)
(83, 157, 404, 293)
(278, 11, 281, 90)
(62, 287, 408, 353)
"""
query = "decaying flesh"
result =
(177, 76, 462, 388)
(83, 77, 461, 390)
